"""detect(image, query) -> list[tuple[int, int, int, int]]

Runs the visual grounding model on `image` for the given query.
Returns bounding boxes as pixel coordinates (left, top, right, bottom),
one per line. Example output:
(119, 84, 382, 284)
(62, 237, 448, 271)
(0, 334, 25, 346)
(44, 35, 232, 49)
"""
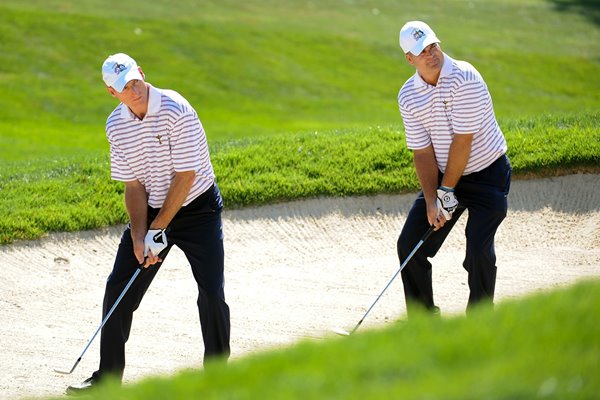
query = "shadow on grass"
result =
(547, 0, 600, 25)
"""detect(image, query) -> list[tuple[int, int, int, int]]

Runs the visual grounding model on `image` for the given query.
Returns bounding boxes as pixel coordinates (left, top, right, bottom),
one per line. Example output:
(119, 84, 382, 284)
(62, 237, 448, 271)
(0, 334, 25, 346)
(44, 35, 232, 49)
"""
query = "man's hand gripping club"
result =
(142, 229, 168, 267)
(436, 186, 458, 221)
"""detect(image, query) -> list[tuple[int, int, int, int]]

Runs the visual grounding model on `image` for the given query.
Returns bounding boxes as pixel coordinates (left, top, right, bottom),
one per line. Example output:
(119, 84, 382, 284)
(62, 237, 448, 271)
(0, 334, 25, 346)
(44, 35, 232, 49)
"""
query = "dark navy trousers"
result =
(397, 154, 512, 315)
(96, 184, 230, 381)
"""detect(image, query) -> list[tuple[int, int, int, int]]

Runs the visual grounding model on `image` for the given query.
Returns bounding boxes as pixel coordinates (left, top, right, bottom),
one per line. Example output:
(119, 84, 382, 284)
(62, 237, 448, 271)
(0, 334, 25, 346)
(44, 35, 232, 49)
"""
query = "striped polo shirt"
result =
(106, 84, 215, 208)
(398, 53, 507, 175)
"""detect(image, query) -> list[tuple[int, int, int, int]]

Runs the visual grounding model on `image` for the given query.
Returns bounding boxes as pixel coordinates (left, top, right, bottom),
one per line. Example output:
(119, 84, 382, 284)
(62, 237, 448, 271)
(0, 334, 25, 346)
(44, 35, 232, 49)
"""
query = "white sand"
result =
(1, 173, 598, 400)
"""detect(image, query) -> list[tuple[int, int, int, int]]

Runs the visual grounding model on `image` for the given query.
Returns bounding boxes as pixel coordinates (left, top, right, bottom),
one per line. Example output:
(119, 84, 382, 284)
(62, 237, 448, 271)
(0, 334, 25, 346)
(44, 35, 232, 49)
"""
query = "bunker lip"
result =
(1, 173, 599, 400)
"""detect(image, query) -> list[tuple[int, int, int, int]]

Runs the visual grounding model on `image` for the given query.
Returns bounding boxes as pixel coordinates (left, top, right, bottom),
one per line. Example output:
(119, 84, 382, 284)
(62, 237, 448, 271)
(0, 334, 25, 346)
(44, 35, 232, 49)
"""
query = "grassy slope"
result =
(1, 114, 598, 244)
(48, 279, 600, 400)
(213, 114, 600, 207)
(0, 0, 598, 146)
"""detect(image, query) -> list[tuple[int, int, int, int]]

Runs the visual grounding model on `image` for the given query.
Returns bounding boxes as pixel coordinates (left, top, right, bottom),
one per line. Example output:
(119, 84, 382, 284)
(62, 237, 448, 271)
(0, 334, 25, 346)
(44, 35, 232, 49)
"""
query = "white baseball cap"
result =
(399, 21, 440, 55)
(101, 53, 144, 92)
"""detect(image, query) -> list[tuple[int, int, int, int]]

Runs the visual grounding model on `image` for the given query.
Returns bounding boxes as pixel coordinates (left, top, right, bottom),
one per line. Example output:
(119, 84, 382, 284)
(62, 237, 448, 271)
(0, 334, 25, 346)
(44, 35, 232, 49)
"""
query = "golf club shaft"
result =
(349, 226, 434, 334)
(56, 265, 143, 374)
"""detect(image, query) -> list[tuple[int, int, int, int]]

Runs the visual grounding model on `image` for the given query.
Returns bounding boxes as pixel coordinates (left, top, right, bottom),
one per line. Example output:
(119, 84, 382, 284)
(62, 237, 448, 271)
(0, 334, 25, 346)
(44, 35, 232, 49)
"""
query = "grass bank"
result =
(1, 113, 598, 244)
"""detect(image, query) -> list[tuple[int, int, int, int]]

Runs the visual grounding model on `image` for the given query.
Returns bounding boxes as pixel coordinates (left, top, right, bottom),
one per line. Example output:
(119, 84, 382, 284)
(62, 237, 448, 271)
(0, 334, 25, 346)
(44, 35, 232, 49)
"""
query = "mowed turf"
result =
(45, 279, 600, 400)
(0, 0, 598, 147)
(1, 113, 598, 244)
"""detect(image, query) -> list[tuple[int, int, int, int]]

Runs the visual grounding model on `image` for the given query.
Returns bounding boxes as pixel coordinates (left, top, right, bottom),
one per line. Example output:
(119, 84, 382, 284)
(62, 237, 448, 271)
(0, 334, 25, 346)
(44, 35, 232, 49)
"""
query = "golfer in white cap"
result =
(67, 53, 231, 394)
(396, 21, 512, 316)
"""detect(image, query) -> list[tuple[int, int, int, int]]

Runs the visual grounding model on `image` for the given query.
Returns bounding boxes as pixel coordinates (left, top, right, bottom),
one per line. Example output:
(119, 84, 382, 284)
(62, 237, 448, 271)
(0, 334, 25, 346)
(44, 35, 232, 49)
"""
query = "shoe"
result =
(66, 375, 97, 396)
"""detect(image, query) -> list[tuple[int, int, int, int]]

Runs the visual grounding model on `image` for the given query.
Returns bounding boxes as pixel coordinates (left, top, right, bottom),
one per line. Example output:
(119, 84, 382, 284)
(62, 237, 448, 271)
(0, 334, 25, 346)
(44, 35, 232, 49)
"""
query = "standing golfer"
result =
(396, 21, 512, 316)
(67, 53, 230, 394)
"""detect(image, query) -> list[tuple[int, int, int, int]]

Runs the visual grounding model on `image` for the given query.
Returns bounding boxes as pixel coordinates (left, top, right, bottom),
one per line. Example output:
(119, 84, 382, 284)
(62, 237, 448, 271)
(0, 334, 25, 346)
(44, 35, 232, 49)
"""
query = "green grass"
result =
(2, 113, 598, 244)
(0, 0, 598, 143)
(46, 279, 600, 400)
(0, 156, 124, 243)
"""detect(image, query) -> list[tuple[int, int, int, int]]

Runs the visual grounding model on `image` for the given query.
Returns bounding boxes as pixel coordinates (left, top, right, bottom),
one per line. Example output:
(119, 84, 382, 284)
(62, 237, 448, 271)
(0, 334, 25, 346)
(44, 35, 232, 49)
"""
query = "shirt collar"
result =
(412, 52, 454, 89)
(119, 84, 162, 120)
(439, 53, 454, 79)
(146, 84, 162, 115)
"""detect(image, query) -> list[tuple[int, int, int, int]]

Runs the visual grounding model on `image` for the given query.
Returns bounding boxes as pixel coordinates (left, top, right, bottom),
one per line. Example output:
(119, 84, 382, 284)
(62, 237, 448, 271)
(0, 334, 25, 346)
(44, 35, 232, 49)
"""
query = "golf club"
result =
(54, 265, 143, 375)
(333, 225, 434, 336)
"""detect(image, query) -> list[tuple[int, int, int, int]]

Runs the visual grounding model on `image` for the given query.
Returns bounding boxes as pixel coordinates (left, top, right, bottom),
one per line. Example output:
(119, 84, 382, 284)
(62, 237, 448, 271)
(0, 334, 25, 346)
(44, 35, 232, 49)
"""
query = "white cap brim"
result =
(111, 67, 143, 92)
(410, 35, 440, 56)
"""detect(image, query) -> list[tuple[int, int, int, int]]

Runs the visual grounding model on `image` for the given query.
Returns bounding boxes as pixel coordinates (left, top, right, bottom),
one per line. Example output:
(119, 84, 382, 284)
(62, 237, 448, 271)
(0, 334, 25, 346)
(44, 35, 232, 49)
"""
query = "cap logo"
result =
(412, 29, 425, 41)
(113, 63, 127, 76)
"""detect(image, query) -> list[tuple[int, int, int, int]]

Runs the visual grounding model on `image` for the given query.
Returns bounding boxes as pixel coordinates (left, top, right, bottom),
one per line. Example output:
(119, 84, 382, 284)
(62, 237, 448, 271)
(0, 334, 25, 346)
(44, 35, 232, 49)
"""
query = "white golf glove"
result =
(436, 187, 458, 220)
(144, 229, 168, 257)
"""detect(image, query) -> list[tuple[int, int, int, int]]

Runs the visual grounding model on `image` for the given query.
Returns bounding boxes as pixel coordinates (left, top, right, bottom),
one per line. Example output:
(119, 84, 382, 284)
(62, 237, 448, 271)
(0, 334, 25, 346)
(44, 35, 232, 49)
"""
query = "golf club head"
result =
(54, 358, 80, 375)
(332, 327, 351, 336)
(54, 368, 74, 375)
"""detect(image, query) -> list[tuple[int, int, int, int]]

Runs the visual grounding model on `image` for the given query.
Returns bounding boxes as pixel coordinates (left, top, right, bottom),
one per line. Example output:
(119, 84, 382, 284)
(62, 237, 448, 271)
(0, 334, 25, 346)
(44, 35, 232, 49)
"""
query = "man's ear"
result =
(405, 53, 415, 66)
(138, 66, 145, 80)
(106, 86, 118, 98)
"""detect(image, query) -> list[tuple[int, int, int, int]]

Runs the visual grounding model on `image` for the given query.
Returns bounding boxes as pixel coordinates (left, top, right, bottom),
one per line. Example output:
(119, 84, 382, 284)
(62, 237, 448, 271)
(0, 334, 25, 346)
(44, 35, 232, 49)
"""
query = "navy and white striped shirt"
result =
(398, 53, 507, 174)
(106, 84, 215, 208)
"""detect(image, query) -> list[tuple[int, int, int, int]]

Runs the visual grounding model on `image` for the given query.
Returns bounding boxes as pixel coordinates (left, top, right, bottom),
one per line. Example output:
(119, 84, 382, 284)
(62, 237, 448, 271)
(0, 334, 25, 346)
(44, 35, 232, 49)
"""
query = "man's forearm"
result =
(124, 181, 149, 242)
(149, 170, 196, 230)
(441, 134, 473, 188)
(413, 146, 440, 203)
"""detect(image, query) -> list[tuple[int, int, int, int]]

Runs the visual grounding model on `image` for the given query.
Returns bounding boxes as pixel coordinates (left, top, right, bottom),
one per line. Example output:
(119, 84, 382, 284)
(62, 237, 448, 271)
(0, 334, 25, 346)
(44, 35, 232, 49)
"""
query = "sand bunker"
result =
(1, 173, 598, 399)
